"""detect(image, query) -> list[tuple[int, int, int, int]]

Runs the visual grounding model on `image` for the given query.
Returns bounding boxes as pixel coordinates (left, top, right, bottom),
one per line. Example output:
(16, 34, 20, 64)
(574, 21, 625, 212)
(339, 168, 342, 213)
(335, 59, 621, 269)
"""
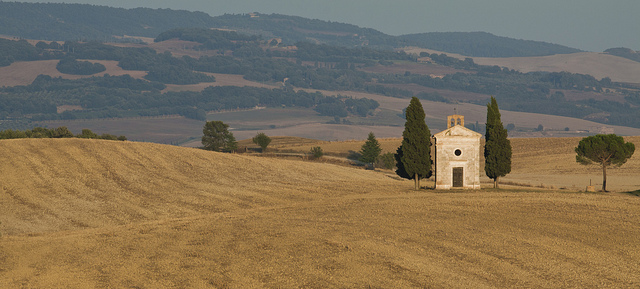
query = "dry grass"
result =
(506, 136, 640, 191)
(276, 136, 640, 192)
(0, 59, 147, 86)
(401, 47, 640, 84)
(278, 137, 401, 156)
(1, 138, 640, 287)
(163, 73, 278, 93)
(473, 52, 640, 84)
(238, 136, 326, 150)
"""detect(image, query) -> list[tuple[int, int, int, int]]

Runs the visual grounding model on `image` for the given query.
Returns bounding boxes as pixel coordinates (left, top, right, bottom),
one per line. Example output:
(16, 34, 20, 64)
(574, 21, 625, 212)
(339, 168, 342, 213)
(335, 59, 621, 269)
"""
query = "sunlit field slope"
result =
(1, 139, 640, 288)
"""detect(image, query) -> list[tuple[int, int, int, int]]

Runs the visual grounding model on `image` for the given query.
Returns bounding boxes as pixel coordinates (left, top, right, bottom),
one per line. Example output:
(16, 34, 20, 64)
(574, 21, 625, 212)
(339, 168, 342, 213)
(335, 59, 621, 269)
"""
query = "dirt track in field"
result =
(1, 138, 639, 287)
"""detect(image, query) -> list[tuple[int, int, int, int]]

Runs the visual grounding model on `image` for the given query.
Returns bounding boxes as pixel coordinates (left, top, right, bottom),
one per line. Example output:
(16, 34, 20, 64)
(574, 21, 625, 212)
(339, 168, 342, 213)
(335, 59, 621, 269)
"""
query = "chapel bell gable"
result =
(447, 114, 464, 128)
(433, 115, 482, 189)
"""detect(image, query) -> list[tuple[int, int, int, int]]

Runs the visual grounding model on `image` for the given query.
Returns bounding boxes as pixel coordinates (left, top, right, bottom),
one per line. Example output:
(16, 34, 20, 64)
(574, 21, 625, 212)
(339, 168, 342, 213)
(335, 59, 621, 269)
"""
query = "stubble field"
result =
(1, 138, 639, 288)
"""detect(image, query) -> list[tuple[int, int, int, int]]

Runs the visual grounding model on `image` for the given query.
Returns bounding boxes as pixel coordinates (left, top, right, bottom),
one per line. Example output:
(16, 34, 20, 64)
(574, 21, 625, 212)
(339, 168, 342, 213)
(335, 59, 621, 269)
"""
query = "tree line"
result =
(0, 126, 126, 141)
(0, 74, 379, 128)
(56, 57, 106, 75)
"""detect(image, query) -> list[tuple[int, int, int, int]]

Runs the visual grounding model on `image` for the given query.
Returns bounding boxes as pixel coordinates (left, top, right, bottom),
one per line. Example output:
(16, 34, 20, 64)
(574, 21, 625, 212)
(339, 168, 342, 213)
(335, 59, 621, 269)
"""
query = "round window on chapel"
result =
(454, 149, 462, 156)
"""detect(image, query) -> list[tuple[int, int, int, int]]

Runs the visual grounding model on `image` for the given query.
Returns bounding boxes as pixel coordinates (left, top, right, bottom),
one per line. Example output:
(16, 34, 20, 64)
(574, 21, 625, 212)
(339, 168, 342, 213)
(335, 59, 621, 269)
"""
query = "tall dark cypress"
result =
(394, 144, 411, 180)
(399, 97, 432, 190)
(484, 96, 512, 188)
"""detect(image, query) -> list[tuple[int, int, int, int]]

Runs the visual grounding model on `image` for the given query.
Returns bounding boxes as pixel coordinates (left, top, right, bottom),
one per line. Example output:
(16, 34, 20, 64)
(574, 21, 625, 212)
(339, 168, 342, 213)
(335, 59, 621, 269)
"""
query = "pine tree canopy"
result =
(575, 134, 635, 191)
(359, 132, 382, 165)
(576, 134, 635, 166)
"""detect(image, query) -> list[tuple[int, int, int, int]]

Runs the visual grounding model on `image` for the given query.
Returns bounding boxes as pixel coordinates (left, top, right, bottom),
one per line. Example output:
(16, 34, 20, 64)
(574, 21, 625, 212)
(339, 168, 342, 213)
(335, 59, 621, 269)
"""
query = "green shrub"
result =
(376, 152, 396, 170)
(252, 132, 272, 152)
(310, 146, 323, 159)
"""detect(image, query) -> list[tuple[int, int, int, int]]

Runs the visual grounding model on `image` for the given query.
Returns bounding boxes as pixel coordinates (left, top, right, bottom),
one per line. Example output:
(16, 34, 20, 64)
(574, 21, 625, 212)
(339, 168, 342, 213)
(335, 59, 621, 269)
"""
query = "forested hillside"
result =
(1, 2, 639, 134)
(0, 2, 214, 42)
(0, 2, 581, 57)
(605, 47, 640, 63)
(398, 32, 582, 57)
(1, 30, 639, 132)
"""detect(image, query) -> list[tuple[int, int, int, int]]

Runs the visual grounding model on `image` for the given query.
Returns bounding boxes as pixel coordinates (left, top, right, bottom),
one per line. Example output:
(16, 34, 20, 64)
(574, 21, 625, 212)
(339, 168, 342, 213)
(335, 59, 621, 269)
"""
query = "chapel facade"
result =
(433, 115, 482, 189)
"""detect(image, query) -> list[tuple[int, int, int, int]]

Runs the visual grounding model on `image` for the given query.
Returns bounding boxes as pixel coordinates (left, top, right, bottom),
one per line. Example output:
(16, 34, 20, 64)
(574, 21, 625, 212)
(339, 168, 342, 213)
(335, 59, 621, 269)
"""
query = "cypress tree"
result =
(394, 144, 411, 179)
(484, 96, 512, 188)
(399, 97, 432, 190)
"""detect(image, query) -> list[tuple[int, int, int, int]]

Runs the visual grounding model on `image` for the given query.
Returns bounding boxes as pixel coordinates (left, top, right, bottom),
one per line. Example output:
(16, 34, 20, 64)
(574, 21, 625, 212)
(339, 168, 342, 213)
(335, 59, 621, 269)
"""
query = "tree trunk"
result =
(494, 177, 499, 189)
(602, 162, 607, 192)
(414, 174, 419, 190)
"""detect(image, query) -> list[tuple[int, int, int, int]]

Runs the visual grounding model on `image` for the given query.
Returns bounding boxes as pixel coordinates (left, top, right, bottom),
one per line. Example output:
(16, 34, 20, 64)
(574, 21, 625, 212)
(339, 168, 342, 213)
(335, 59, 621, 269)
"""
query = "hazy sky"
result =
(17, 0, 640, 52)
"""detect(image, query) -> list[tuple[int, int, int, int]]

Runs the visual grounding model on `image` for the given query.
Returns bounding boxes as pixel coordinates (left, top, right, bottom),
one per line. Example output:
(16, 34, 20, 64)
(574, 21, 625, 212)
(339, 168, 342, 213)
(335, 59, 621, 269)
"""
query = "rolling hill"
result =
(397, 31, 582, 57)
(0, 2, 581, 57)
(1, 2, 640, 144)
(1, 138, 639, 287)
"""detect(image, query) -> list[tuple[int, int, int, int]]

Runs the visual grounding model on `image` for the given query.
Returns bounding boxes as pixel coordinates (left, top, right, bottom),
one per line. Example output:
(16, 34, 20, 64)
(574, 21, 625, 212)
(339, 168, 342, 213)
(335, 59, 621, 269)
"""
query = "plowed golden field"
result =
(1, 138, 639, 288)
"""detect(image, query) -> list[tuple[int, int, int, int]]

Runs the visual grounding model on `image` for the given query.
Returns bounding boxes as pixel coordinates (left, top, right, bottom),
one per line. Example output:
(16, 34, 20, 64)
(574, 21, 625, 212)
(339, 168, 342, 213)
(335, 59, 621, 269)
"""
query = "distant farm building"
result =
(433, 115, 482, 189)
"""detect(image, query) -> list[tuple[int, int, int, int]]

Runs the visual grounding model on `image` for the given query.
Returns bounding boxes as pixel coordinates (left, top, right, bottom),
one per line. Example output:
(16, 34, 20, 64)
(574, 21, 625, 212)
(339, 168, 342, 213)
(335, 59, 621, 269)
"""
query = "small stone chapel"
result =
(433, 115, 482, 189)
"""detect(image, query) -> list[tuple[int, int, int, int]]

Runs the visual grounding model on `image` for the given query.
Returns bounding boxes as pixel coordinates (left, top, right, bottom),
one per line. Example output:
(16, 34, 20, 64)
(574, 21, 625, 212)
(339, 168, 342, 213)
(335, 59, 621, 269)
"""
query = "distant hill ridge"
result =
(0, 1, 581, 57)
(604, 47, 640, 63)
(399, 32, 582, 57)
